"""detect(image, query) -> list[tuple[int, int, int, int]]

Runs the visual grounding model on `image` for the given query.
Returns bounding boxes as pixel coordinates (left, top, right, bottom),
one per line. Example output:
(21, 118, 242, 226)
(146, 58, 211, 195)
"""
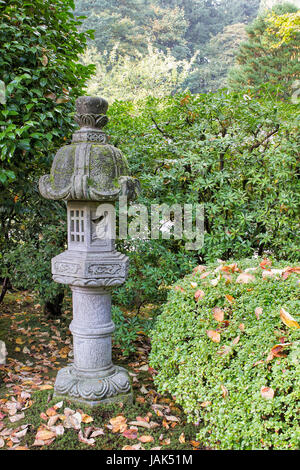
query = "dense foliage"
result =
(149, 258, 300, 449)
(106, 88, 299, 309)
(0, 0, 94, 310)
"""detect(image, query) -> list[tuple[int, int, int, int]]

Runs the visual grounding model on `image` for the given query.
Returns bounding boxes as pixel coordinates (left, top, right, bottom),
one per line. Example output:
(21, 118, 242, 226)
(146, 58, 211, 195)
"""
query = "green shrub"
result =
(149, 258, 300, 449)
(107, 89, 300, 310)
(112, 305, 152, 356)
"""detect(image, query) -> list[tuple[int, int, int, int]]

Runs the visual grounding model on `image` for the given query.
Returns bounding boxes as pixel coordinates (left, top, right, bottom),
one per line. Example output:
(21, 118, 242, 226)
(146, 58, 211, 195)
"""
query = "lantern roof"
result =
(39, 96, 139, 202)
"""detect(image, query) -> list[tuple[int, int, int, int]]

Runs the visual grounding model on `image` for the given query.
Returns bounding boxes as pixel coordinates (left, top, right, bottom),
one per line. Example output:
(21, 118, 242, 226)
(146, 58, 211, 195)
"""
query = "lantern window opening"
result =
(70, 209, 85, 243)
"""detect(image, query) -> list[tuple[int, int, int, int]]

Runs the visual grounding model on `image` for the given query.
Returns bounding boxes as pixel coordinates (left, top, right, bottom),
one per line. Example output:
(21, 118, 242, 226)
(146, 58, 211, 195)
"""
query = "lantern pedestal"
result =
(54, 286, 132, 406)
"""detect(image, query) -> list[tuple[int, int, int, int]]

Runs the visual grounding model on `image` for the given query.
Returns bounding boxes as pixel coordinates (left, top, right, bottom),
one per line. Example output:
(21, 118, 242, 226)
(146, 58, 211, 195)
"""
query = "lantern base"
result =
(53, 364, 133, 407)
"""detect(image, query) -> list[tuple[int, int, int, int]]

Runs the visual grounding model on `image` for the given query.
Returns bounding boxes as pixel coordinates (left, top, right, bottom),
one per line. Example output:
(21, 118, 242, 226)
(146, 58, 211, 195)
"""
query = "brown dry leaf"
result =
(236, 273, 255, 284)
(15, 337, 25, 345)
(0, 437, 4, 448)
(36, 427, 56, 441)
(128, 420, 156, 429)
(122, 428, 138, 440)
(255, 307, 263, 320)
(110, 415, 127, 433)
(221, 384, 228, 398)
(220, 263, 239, 273)
(210, 275, 220, 287)
(282, 266, 300, 280)
(200, 401, 211, 407)
(55, 97, 69, 104)
(207, 330, 221, 343)
(9, 412, 25, 423)
(280, 308, 300, 329)
(260, 387, 274, 400)
(90, 428, 104, 438)
(44, 92, 56, 101)
(41, 55, 48, 66)
(225, 294, 235, 304)
(232, 336, 240, 346)
(80, 413, 93, 424)
(122, 443, 142, 450)
(260, 259, 272, 269)
(193, 265, 206, 274)
(190, 440, 201, 448)
(198, 271, 210, 280)
(194, 290, 205, 301)
(266, 343, 291, 362)
(179, 432, 185, 444)
(161, 438, 171, 446)
(46, 407, 57, 417)
(239, 323, 245, 332)
(78, 430, 95, 446)
(39, 385, 53, 391)
(217, 345, 232, 357)
(212, 307, 224, 322)
(165, 415, 180, 423)
(138, 435, 154, 443)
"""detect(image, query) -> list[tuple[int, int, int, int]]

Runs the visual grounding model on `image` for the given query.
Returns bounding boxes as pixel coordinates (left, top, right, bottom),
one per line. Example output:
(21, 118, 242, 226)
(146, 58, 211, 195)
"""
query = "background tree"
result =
(81, 44, 198, 102)
(228, 3, 300, 94)
(0, 0, 94, 313)
(74, 0, 261, 93)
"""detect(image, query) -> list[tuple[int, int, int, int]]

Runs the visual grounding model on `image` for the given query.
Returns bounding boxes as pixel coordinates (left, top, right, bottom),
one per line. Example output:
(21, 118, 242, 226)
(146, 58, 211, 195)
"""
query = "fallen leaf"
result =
(236, 273, 255, 284)
(78, 430, 95, 446)
(260, 259, 272, 269)
(260, 387, 274, 399)
(36, 428, 56, 441)
(41, 55, 48, 66)
(110, 415, 127, 433)
(9, 412, 25, 423)
(179, 432, 185, 443)
(266, 343, 291, 362)
(193, 265, 206, 273)
(225, 294, 235, 304)
(138, 435, 154, 443)
(194, 290, 205, 301)
(46, 407, 57, 417)
(280, 308, 300, 329)
(122, 428, 138, 440)
(207, 330, 220, 343)
(220, 263, 239, 273)
(212, 307, 224, 322)
(221, 384, 228, 398)
(80, 413, 93, 424)
(232, 336, 240, 346)
(200, 401, 211, 407)
(90, 428, 104, 438)
(217, 345, 232, 357)
(255, 307, 263, 320)
(122, 443, 142, 450)
(282, 266, 300, 280)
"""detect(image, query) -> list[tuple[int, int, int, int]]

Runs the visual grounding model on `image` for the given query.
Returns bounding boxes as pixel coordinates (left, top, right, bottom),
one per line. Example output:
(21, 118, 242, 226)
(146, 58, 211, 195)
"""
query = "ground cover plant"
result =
(149, 258, 300, 450)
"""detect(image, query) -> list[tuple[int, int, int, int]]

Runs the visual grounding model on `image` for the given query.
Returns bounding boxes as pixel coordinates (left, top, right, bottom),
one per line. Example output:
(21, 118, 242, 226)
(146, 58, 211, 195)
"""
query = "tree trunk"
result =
(0, 277, 10, 304)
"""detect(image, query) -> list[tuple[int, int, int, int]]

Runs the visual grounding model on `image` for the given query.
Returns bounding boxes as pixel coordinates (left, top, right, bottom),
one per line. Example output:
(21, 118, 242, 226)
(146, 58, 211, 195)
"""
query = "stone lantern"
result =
(39, 96, 139, 406)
